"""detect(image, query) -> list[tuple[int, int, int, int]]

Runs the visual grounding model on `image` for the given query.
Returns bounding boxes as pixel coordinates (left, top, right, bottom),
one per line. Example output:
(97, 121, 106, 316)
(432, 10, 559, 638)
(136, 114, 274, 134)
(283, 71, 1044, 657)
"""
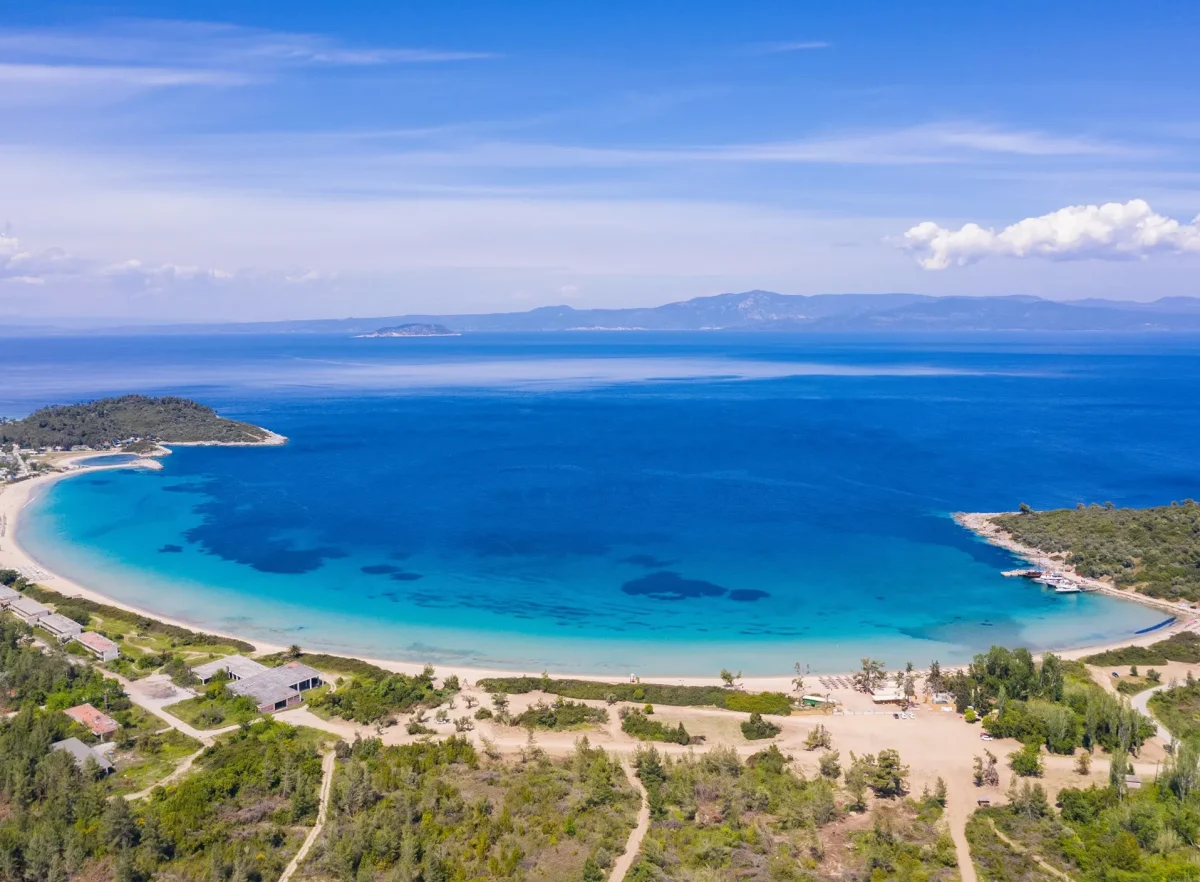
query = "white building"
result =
(0, 585, 20, 608)
(7, 595, 49, 624)
(39, 613, 84, 642)
(74, 631, 120, 662)
(192, 654, 269, 684)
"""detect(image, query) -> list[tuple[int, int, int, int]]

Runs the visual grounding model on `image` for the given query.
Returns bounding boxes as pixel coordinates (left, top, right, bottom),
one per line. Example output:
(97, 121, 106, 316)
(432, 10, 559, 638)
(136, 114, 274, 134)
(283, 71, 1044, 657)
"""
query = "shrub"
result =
(1009, 742, 1043, 777)
(741, 712, 781, 740)
(619, 708, 690, 745)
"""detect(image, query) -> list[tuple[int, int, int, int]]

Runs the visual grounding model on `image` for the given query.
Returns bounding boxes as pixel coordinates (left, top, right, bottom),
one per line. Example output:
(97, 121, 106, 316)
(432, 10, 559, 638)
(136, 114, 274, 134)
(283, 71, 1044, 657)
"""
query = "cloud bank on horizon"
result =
(902, 200, 1200, 270)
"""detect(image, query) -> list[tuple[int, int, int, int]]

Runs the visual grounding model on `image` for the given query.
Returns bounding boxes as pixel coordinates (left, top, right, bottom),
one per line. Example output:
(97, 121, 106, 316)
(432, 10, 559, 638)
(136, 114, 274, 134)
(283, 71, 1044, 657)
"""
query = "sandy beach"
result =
(2, 457, 1194, 692)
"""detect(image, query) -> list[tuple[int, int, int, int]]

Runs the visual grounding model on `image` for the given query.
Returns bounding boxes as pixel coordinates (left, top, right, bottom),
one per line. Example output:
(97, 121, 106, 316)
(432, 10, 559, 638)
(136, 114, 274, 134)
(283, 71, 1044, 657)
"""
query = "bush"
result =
(475, 675, 788, 712)
(619, 708, 690, 745)
(510, 699, 608, 731)
(741, 712, 781, 740)
(1009, 742, 1043, 777)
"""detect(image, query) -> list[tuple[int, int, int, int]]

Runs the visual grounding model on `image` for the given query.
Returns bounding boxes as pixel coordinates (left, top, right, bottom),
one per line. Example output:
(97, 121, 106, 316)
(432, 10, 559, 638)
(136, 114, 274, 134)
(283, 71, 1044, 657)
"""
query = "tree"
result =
(933, 776, 947, 807)
(792, 662, 807, 694)
(872, 749, 909, 797)
(1110, 748, 1130, 797)
(974, 750, 1000, 787)
(103, 797, 138, 850)
(463, 695, 478, 709)
(720, 668, 741, 688)
(1075, 749, 1091, 775)
(1010, 742, 1043, 778)
(854, 658, 887, 693)
(925, 660, 944, 695)
(819, 750, 841, 779)
(804, 724, 832, 751)
(1018, 502, 1033, 514)
(490, 692, 509, 714)
(287, 644, 302, 659)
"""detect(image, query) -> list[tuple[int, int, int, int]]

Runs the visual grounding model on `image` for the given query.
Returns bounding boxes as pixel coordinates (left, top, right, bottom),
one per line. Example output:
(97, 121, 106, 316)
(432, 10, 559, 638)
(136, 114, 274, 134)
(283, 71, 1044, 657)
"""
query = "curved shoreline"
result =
(0, 463, 1189, 690)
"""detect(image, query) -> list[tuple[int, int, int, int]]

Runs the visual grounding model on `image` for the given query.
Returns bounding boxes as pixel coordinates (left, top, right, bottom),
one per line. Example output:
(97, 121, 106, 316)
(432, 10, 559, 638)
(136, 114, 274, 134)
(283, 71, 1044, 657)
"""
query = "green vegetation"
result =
(476, 675, 792, 714)
(625, 744, 955, 881)
(108, 729, 202, 795)
(968, 740, 1200, 882)
(309, 664, 453, 724)
(991, 500, 1200, 601)
(740, 712, 781, 740)
(1148, 681, 1200, 739)
(257, 650, 392, 679)
(619, 708, 691, 745)
(297, 735, 639, 881)
(512, 697, 610, 730)
(946, 645, 1155, 754)
(0, 394, 274, 448)
(165, 688, 259, 730)
(1082, 630, 1200, 666)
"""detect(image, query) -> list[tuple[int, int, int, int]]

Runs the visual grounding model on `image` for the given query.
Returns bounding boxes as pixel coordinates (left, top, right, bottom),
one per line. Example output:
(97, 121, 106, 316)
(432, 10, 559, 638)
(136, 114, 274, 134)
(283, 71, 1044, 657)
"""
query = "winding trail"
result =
(279, 750, 337, 882)
(988, 818, 1075, 882)
(609, 758, 651, 882)
(1132, 683, 1173, 742)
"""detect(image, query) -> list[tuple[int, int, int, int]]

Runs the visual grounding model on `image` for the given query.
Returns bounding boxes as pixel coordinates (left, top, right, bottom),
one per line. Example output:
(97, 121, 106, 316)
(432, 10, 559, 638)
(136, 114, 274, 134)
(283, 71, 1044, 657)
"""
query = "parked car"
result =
(980, 733, 994, 741)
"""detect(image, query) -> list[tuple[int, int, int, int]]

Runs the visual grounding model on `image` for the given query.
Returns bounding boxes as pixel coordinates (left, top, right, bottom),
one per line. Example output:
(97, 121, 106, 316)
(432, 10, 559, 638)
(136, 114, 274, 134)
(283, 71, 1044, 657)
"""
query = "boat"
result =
(1054, 584, 1082, 594)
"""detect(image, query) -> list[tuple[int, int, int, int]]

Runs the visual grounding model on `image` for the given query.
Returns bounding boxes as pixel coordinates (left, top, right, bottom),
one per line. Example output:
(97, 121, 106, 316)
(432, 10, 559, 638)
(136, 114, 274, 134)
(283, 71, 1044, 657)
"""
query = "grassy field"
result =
(1148, 682, 1200, 739)
(108, 729, 203, 794)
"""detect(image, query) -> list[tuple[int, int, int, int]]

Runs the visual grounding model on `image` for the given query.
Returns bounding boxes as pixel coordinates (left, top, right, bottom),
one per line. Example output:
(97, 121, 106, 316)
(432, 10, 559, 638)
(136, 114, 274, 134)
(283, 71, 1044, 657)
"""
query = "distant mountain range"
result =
(8, 291, 1200, 335)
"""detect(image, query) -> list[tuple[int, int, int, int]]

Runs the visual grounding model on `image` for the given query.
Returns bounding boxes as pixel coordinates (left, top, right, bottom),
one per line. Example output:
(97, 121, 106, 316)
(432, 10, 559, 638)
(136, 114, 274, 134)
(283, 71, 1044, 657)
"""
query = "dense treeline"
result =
(0, 395, 272, 448)
(992, 500, 1200, 601)
(297, 735, 639, 881)
(946, 646, 1155, 754)
(626, 744, 956, 881)
(968, 739, 1200, 882)
(477, 676, 792, 715)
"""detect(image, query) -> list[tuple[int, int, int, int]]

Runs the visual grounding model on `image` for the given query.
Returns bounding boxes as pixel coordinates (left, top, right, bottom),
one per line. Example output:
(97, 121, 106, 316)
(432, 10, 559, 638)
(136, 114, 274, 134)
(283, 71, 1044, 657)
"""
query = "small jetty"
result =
(1002, 569, 1043, 579)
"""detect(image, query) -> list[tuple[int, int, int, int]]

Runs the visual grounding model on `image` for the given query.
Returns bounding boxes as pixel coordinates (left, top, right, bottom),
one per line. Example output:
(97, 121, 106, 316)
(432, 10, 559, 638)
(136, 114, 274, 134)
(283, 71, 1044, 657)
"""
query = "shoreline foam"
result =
(1, 458, 1192, 690)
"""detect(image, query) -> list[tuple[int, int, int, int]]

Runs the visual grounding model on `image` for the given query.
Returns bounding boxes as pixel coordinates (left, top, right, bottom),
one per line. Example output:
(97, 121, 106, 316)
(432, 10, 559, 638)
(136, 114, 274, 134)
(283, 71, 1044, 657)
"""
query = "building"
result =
(228, 661, 324, 713)
(63, 704, 120, 741)
(74, 631, 120, 662)
(192, 654, 269, 684)
(870, 687, 907, 704)
(7, 595, 49, 624)
(39, 612, 84, 642)
(0, 585, 20, 608)
(800, 694, 837, 708)
(51, 737, 114, 774)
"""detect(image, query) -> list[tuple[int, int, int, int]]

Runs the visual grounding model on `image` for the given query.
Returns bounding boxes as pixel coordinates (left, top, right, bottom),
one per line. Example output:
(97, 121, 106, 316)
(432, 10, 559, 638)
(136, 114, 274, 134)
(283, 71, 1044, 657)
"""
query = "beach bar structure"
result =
(870, 687, 907, 704)
(74, 631, 120, 662)
(0, 585, 20, 608)
(228, 661, 324, 713)
(7, 595, 49, 624)
(52, 737, 114, 774)
(64, 704, 120, 741)
(39, 612, 84, 642)
(192, 654, 269, 684)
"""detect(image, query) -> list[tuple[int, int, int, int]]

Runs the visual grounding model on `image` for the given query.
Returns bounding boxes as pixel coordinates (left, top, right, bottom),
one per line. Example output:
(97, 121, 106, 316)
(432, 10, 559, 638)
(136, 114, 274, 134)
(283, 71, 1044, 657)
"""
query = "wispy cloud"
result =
(750, 40, 831, 54)
(0, 18, 496, 103)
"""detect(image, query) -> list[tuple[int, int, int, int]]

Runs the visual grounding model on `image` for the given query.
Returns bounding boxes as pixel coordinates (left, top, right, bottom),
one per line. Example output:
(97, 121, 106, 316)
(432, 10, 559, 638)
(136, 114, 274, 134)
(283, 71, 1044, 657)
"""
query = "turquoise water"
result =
(7, 332, 1196, 675)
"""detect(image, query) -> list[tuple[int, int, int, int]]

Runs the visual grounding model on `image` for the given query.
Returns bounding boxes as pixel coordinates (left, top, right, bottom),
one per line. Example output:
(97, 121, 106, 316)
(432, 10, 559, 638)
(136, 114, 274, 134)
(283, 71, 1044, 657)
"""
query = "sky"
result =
(2, 2, 1199, 322)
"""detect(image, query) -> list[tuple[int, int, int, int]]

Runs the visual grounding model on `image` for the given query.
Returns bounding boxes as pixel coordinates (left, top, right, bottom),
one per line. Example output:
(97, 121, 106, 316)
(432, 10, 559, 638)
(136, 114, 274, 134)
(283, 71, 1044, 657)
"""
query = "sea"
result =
(4, 331, 1198, 676)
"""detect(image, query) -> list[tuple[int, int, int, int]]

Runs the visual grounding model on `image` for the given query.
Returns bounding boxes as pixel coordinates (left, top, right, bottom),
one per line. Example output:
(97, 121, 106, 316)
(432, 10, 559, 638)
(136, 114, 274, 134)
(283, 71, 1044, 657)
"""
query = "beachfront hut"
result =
(39, 612, 84, 642)
(51, 738, 114, 775)
(7, 595, 49, 624)
(191, 654, 269, 684)
(801, 694, 837, 708)
(63, 704, 120, 741)
(0, 585, 19, 608)
(870, 687, 906, 704)
(228, 661, 323, 713)
(74, 631, 119, 662)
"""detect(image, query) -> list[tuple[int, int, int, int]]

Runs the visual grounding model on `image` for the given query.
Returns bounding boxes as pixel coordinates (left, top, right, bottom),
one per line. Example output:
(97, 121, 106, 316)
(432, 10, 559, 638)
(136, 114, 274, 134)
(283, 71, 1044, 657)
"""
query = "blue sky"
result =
(2, 2, 1199, 320)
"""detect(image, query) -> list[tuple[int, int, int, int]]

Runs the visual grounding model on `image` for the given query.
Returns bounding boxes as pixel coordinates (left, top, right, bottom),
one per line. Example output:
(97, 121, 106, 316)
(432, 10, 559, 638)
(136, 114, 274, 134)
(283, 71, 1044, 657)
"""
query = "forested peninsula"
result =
(0, 395, 280, 448)
(988, 500, 1200, 602)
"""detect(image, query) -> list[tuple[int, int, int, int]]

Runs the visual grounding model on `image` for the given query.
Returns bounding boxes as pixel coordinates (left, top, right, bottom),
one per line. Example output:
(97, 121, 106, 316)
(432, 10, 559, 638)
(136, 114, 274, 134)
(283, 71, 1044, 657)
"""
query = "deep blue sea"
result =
(4, 332, 1198, 676)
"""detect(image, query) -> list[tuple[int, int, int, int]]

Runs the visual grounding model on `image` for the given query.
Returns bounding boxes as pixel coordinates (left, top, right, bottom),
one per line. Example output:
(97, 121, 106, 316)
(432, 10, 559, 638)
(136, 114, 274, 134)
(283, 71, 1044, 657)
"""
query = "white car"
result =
(980, 733, 994, 741)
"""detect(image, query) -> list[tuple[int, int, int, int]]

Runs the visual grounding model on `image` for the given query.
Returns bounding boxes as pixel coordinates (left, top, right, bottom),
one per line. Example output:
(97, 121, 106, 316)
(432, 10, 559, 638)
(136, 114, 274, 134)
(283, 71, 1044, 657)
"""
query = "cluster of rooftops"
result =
(192, 655, 323, 712)
(0, 584, 120, 661)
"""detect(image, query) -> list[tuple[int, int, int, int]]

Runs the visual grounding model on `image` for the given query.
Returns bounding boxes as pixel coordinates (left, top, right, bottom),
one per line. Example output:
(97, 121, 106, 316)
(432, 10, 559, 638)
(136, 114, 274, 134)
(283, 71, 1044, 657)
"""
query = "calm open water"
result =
(4, 332, 1197, 675)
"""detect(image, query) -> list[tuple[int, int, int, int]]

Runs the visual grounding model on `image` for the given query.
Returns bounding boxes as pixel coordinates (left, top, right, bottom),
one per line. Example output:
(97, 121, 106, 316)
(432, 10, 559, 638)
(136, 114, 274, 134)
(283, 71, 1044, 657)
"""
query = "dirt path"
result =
(988, 818, 1074, 881)
(279, 750, 336, 882)
(123, 746, 207, 801)
(943, 783, 979, 882)
(608, 758, 650, 882)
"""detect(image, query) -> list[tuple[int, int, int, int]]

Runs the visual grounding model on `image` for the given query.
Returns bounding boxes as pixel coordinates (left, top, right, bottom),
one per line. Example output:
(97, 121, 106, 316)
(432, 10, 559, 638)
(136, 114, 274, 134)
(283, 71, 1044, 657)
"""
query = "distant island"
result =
(0, 395, 284, 449)
(356, 323, 460, 338)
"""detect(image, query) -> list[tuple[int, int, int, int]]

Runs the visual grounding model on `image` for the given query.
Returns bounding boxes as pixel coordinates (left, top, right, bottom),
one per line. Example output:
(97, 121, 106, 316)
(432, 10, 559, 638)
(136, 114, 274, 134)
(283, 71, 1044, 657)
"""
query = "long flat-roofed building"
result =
(0, 585, 20, 608)
(74, 631, 120, 662)
(39, 612, 84, 642)
(192, 655, 269, 684)
(7, 595, 49, 624)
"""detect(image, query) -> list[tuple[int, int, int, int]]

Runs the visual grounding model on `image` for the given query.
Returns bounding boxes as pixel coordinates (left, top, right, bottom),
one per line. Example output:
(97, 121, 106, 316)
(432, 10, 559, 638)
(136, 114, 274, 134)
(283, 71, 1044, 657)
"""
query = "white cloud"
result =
(902, 199, 1200, 270)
